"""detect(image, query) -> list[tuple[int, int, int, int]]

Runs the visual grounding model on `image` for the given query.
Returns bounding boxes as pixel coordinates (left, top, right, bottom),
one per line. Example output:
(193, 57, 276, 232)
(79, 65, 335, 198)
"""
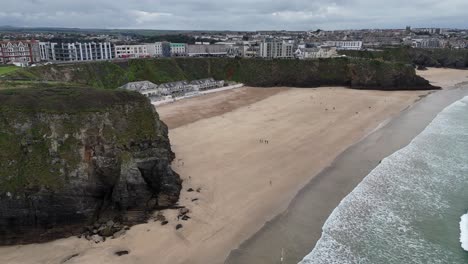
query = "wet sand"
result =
(0, 68, 465, 264)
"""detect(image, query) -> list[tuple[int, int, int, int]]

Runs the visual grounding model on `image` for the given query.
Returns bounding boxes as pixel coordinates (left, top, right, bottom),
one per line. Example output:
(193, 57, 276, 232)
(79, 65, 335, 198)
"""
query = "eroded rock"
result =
(0, 88, 182, 245)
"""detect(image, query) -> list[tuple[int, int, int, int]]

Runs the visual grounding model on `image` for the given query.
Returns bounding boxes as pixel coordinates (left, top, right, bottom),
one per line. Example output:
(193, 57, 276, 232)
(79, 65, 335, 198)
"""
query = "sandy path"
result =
(0, 86, 428, 264)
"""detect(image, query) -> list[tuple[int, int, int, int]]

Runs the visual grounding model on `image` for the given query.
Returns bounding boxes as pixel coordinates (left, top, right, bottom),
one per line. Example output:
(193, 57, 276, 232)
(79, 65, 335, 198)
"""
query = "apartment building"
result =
(412, 38, 446, 48)
(40, 42, 115, 61)
(0, 40, 40, 65)
(115, 44, 155, 59)
(156, 42, 171, 57)
(187, 44, 228, 57)
(324, 41, 362, 50)
(259, 39, 294, 59)
(170, 43, 187, 56)
(39, 42, 54, 61)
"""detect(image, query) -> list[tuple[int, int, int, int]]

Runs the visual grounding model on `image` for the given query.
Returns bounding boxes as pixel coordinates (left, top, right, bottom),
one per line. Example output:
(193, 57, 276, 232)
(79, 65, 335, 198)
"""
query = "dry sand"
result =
(417, 67, 468, 88)
(1, 68, 466, 264)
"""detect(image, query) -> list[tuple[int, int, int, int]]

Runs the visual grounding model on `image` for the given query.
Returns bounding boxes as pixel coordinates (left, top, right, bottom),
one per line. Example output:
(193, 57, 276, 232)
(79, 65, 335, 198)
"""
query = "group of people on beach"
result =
(259, 139, 270, 144)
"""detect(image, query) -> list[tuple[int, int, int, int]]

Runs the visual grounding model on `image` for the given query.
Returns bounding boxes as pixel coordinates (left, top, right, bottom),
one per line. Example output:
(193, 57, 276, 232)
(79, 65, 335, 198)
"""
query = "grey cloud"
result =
(0, 0, 467, 30)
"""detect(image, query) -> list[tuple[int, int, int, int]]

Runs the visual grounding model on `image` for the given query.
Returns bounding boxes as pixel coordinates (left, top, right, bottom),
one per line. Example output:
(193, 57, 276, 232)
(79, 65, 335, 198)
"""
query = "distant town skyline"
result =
(1, 0, 467, 31)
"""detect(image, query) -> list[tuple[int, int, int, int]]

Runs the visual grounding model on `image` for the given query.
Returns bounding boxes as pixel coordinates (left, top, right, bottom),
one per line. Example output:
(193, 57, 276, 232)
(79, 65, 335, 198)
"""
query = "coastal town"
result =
(1, 1, 468, 262)
(1, 26, 467, 66)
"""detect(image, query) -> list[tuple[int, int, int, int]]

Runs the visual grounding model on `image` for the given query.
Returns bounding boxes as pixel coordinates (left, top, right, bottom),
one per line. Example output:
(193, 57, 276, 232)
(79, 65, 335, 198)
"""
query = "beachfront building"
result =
(170, 43, 187, 56)
(0, 40, 41, 65)
(120, 78, 226, 101)
(189, 78, 225, 91)
(39, 41, 115, 61)
(259, 39, 294, 59)
(120, 80, 159, 92)
(324, 41, 362, 50)
(294, 46, 338, 59)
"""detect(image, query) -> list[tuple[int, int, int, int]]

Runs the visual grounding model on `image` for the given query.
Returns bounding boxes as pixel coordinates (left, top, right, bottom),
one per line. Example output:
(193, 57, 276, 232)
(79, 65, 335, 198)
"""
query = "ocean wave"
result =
(300, 96, 468, 264)
(461, 212, 468, 251)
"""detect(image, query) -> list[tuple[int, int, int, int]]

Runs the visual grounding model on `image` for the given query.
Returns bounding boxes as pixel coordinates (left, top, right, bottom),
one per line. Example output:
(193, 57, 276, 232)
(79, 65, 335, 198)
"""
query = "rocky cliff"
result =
(10, 57, 438, 90)
(0, 87, 181, 245)
(340, 47, 468, 69)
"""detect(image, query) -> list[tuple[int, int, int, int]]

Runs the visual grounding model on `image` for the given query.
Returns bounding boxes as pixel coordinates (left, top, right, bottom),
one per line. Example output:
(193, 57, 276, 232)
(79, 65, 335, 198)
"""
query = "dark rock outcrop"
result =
(0, 87, 181, 245)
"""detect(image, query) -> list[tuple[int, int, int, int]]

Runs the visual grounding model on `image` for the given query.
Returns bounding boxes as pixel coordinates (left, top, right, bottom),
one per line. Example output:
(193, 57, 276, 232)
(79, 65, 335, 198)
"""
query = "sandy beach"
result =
(417, 67, 468, 88)
(0, 68, 466, 264)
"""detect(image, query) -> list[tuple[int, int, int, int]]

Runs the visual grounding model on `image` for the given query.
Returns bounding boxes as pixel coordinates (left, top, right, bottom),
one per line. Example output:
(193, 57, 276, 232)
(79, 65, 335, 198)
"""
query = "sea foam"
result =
(461, 212, 468, 251)
(300, 96, 468, 264)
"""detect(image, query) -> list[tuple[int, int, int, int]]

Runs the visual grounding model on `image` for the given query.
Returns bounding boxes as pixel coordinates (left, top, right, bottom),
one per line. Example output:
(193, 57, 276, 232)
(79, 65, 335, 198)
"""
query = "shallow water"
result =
(301, 96, 468, 263)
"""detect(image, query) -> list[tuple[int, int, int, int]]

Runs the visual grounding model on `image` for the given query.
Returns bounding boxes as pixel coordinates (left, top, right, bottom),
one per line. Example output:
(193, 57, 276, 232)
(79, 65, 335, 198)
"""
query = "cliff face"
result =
(0, 88, 181, 245)
(12, 57, 437, 90)
(340, 47, 468, 69)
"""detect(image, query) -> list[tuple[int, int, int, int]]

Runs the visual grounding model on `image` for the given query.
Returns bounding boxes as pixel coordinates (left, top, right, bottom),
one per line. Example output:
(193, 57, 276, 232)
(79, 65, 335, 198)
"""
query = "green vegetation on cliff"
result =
(0, 87, 147, 113)
(340, 47, 468, 69)
(0, 87, 160, 193)
(0, 66, 19, 75)
(10, 57, 436, 90)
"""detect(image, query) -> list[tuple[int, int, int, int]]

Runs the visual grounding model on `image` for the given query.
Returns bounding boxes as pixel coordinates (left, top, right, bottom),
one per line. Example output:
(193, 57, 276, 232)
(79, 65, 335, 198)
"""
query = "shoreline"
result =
(157, 86, 430, 264)
(0, 69, 467, 264)
(225, 84, 468, 264)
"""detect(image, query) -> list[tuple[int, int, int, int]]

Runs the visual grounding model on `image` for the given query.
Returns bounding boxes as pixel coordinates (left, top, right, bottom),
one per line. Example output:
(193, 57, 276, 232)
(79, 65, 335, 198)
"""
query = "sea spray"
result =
(300, 96, 468, 264)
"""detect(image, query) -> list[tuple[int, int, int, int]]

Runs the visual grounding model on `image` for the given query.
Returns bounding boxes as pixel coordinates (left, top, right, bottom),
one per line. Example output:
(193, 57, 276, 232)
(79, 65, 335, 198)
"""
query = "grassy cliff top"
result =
(0, 87, 148, 114)
(8, 57, 434, 90)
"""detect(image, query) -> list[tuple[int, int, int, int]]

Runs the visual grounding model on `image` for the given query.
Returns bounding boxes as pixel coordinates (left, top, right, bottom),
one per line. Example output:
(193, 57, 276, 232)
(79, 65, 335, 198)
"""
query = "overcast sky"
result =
(0, 0, 467, 31)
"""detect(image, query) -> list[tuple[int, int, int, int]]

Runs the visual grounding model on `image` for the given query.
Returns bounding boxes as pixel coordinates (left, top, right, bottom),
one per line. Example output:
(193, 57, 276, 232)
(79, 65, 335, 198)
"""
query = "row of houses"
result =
(120, 78, 225, 100)
(0, 40, 41, 65)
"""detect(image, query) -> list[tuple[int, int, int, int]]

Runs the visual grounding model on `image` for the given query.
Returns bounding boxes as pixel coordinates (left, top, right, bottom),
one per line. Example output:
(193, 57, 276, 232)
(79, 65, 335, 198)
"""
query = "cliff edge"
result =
(10, 57, 438, 90)
(0, 87, 181, 245)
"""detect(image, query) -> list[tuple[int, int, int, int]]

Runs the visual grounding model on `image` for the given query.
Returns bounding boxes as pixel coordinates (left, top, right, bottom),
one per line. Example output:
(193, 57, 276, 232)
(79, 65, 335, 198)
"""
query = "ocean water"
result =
(300, 96, 468, 264)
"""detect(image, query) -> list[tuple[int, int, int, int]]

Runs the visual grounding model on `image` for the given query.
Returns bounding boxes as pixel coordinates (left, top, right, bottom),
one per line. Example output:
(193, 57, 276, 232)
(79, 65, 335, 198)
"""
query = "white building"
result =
(189, 78, 225, 91)
(120, 81, 159, 92)
(170, 43, 187, 56)
(411, 38, 446, 49)
(115, 44, 156, 59)
(120, 78, 225, 100)
(324, 41, 362, 50)
(259, 39, 294, 59)
(39, 42, 54, 61)
(39, 42, 115, 61)
(154, 42, 163, 56)
(187, 44, 228, 57)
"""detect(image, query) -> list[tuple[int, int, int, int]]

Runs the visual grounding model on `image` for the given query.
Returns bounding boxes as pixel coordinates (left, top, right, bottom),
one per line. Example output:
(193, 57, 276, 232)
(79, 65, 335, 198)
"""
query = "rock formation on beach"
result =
(0, 87, 181, 245)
